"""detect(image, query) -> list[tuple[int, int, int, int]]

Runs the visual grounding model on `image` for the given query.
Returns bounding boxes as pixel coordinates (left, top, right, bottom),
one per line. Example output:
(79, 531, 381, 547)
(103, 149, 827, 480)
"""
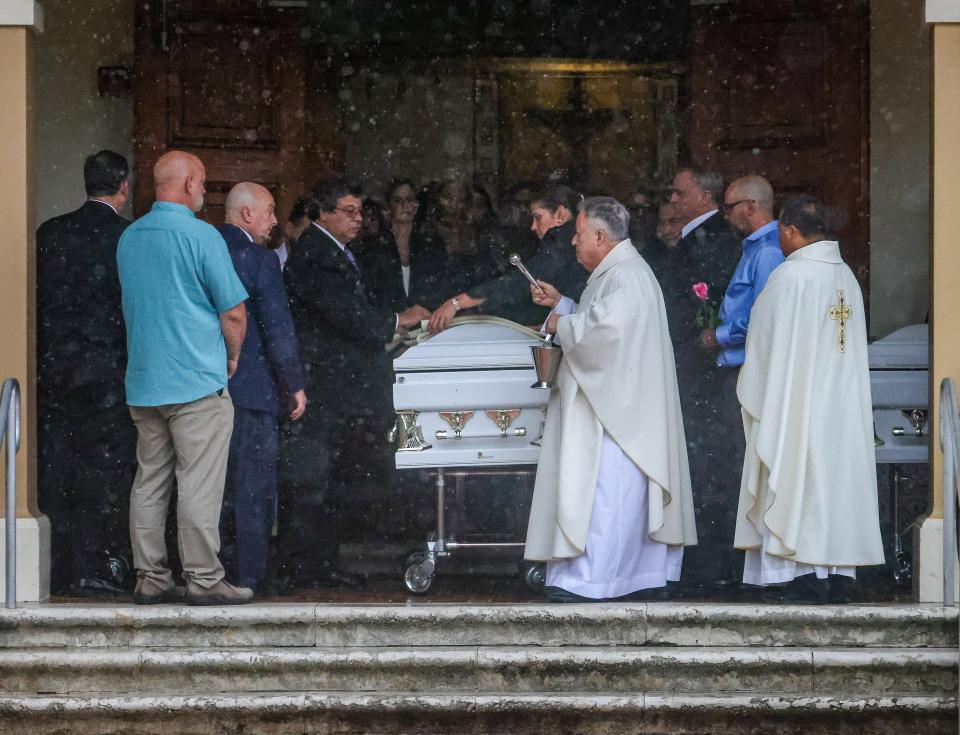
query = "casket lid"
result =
(394, 316, 545, 371)
(868, 323, 928, 370)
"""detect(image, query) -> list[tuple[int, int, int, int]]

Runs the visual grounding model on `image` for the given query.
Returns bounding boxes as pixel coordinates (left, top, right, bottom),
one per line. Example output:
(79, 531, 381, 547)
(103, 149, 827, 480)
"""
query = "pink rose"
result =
(692, 282, 709, 301)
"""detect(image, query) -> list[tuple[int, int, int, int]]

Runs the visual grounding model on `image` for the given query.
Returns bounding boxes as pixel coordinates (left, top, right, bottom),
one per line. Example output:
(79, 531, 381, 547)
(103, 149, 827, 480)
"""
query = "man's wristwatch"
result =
(450, 297, 461, 312)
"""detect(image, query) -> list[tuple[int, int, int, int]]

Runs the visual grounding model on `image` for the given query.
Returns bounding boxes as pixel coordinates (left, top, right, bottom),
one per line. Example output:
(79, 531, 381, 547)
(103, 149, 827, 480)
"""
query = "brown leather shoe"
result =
(185, 579, 254, 606)
(133, 572, 186, 605)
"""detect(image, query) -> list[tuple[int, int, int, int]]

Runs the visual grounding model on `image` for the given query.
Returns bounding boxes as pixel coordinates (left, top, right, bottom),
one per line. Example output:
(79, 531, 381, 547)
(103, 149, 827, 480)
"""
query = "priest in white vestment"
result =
(524, 196, 698, 602)
(734, 195, 884, 604)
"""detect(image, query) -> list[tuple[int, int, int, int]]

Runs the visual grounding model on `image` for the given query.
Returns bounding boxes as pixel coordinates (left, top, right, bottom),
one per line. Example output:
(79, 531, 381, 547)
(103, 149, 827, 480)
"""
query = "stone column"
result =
(919, 0, 960, 602)
(0, 2, 48, 604)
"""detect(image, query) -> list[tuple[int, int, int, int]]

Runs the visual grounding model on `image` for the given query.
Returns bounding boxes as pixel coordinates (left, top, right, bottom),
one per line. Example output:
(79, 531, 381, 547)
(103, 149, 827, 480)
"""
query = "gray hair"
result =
(578, 196, 630, 241)
(677, 167, 724, 207)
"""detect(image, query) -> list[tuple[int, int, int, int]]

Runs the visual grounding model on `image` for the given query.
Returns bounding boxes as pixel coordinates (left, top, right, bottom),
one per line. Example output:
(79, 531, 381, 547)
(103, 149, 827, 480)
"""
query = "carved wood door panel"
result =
(133, 4, 307, 227)
(687, 1, 869, 300)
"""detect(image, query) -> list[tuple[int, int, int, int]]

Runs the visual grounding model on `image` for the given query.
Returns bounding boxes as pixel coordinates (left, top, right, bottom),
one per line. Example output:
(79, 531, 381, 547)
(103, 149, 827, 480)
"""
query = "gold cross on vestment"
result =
(828, 289, 853, 353)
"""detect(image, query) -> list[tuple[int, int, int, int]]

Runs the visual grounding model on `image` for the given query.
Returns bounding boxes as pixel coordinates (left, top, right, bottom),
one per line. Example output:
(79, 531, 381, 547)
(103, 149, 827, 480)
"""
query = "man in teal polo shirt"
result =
(118, 150, 252, 606)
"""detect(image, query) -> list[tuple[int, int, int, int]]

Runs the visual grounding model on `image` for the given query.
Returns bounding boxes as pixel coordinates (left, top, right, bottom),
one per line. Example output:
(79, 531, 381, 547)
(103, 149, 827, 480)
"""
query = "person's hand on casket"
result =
(398, 304, 432, 329)
(531, 280, 561, 308)
(427, 292, 482, 333)
(428, 300, 457, 333)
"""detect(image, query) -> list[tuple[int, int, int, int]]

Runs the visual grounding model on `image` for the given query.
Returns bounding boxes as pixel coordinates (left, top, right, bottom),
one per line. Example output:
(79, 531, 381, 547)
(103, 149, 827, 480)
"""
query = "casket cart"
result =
(868, 323, 929, 585)
(390, 316, 551, 594)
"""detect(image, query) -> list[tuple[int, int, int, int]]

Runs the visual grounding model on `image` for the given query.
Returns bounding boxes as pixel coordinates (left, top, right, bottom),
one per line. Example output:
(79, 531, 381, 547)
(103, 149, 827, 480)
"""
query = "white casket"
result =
(868, 323, 928, 464)
(391, 317, 549, 469)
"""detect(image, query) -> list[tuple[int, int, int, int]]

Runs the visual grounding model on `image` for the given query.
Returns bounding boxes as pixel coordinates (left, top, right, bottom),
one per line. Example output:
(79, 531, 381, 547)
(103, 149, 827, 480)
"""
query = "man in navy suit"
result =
(219, 182, 306, 594)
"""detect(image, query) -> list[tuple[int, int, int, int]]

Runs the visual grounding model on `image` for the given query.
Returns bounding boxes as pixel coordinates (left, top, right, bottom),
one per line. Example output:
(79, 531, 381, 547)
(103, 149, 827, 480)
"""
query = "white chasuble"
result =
(735, 240, 884, 576)
(524, 241, 697, 566)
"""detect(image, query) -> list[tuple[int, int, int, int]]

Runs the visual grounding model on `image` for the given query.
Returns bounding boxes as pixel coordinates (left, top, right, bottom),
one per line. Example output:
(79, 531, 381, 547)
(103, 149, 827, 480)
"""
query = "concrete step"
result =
(0, 691, 953, 734)
(0, 645, 953, 696)
(0, 603, 955, 649)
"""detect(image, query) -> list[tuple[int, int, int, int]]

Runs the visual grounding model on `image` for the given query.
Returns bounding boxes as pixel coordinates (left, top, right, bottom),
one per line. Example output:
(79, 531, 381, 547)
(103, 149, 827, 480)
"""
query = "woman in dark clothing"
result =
(427, 183, 589, 331)
(353, 178, 441, 314)
(358, 197, 388, 241)
(414, 178, 501, 310)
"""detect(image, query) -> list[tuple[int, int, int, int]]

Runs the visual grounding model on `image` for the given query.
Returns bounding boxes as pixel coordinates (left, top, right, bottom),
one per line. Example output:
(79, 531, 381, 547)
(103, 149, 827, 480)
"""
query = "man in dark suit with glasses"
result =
(279, 177, 429, 588)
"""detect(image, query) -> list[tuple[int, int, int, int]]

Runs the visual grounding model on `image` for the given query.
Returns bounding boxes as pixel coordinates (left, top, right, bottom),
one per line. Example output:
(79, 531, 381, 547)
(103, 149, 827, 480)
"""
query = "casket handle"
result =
(436, 428, 527, 440)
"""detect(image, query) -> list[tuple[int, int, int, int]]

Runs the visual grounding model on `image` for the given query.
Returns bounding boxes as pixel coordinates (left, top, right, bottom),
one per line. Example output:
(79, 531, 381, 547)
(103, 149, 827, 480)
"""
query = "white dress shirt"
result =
(680, 209, 719, 240)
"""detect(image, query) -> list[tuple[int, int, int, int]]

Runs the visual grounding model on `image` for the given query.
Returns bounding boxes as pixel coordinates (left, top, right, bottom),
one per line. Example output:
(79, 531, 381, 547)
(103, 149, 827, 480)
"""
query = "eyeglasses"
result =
(335, 206, 363, 219)
(723, 199, 754, 214)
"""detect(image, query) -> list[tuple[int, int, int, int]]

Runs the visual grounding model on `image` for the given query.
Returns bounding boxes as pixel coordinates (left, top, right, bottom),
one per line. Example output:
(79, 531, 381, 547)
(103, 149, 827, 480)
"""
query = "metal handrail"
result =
(939, 378, 960, 606)
(0, 379, 21, 609)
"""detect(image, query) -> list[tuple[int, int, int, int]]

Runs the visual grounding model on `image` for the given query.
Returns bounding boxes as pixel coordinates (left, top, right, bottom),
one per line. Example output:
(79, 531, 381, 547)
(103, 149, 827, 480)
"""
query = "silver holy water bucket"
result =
(530, 335, 563, 389)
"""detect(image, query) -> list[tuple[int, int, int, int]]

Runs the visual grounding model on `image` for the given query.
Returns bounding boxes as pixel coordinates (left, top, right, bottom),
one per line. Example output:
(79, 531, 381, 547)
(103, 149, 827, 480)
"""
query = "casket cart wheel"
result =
(522, 562, 546, 592)
(403, 551, 435, 595)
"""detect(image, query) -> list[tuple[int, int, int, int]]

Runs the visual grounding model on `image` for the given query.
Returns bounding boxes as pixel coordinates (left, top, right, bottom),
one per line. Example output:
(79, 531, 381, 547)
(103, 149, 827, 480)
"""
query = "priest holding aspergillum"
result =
(734, 196, 885, 604)
(523, 196, 698, 602)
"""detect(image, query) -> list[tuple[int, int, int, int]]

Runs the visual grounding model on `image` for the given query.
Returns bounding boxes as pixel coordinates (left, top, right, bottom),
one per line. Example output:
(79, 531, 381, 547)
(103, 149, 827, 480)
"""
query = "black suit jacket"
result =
(472, 220, 588, 325)
(284, 224, 396, 416)
(410, 224, 500, 310)
(353, 229, 449, 313)
(36, 200, 129, 402)
(354, 233, 410, 313)
(660, 211, 741, 372)
(220, 224, 304, 416)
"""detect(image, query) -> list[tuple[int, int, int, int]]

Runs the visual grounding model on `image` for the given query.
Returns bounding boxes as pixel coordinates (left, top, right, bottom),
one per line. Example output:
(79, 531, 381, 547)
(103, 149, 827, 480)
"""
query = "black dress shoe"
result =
(828, 574, 855, 604)
(72, 575, 128, 597)
(254, 578, 294, 598)
(762, 574, 829, 605)
(616, 586, 669, 602)
(543, 585, 596, 603)
(308, 564, 366, 590)
(710, 577, 741, 592)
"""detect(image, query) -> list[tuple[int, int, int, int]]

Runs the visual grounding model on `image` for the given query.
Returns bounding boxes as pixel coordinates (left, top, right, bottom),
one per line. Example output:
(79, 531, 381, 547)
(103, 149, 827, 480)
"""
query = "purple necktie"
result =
(343, 245, 360, 273)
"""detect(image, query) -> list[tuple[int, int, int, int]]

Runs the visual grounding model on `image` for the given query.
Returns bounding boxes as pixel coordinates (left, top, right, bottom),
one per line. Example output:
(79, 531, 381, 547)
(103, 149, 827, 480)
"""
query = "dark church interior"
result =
(42, 0, 919, 605)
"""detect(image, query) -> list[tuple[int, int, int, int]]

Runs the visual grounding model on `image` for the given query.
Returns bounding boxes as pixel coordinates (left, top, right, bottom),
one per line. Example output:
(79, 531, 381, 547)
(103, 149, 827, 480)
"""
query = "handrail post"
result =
(4, 385, 16, 610)
(0, 379, 20, 610)
(940, 378, 960, 606)
(944, 426, 956, 606)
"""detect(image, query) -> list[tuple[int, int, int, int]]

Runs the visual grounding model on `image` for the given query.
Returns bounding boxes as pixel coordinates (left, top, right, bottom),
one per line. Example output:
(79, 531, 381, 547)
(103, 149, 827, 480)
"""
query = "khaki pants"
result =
(129, 390, 234, 589)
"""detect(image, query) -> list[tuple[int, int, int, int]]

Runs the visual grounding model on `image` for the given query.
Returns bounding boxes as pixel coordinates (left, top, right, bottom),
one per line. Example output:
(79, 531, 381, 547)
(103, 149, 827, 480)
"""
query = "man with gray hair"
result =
(688, 175, 784, 587)
(663, 166, 742, 589)
(524, 196, 697, 602)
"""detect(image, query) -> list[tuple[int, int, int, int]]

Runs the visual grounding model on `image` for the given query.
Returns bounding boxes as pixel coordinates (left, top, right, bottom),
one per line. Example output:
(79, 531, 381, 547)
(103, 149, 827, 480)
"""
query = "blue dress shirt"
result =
(715, 220, 784, 367)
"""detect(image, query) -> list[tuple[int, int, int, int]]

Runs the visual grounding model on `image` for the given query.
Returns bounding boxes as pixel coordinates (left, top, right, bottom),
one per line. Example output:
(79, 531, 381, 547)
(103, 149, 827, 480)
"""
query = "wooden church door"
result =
(686, 0, 870, 300)
(132, 1, 309, 226)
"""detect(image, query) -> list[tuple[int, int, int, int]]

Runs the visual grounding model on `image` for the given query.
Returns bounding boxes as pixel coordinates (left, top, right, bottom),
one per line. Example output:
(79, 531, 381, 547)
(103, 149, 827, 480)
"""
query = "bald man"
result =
(687, 174, 784, 587)
(699, 175, 784, 362)
(218, 183, 305, 594)
(118, 150, 253, 606)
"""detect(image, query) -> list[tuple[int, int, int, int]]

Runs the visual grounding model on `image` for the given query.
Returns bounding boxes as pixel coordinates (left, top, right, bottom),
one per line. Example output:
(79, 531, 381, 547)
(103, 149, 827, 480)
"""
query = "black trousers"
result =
(37, 388, 137, 593)
(276, 404, 393, 582)
(677, 363, 746, 586)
